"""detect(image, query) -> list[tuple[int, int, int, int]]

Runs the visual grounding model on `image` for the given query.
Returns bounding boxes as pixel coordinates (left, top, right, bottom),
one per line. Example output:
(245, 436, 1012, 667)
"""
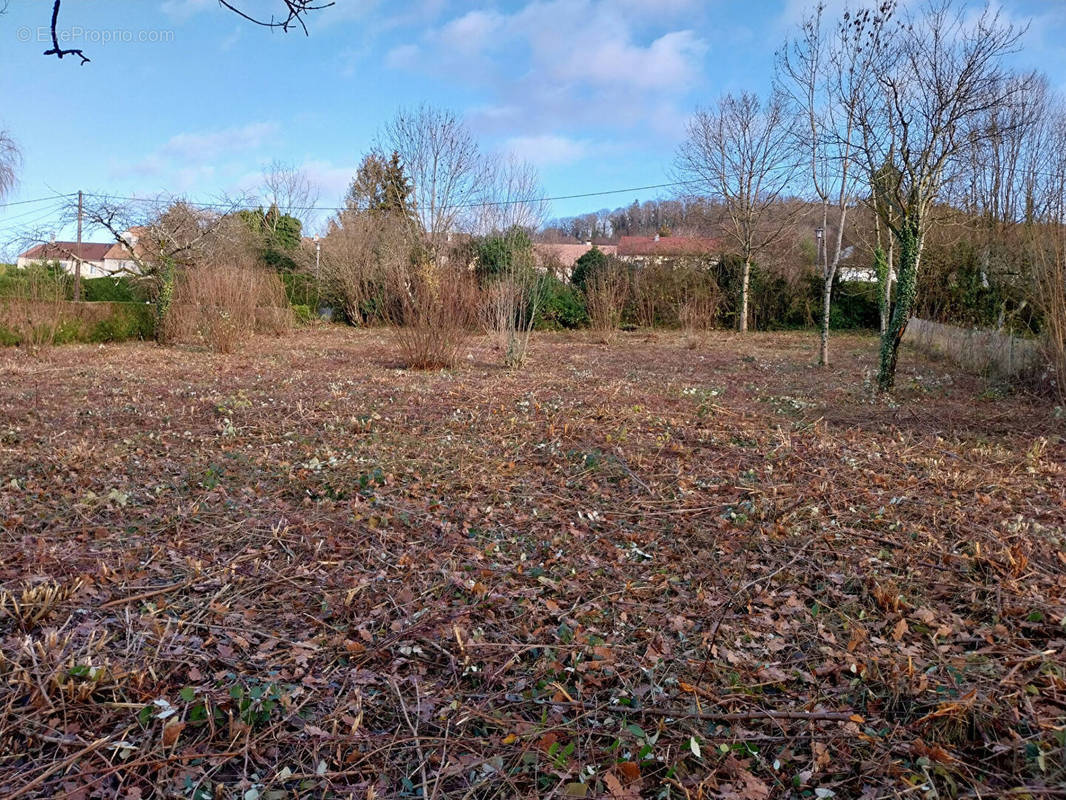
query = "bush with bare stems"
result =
(1030, 230, 1066, 401)
(679, 293, 719, 332)
(315, 211, 411, 325)
(166, 243, 290, 354)
(584, 262, 630, 343)
(479, 273, 545, 368)
(388, 256, 478, 370)
(629, 259, 721, 329)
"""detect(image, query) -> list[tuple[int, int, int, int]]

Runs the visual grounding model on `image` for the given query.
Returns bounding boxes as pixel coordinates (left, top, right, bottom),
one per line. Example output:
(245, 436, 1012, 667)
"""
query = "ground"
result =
(0, 328, 1063, 799)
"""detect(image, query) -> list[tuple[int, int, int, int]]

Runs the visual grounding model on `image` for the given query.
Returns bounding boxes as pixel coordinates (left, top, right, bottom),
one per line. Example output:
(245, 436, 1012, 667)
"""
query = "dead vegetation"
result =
(0, 328, 1063, 799)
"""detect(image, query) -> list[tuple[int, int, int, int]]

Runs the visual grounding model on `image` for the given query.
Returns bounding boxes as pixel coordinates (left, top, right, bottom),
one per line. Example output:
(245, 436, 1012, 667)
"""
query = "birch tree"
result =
(675, 92, 798, 332)
(778, 4, 867, 365)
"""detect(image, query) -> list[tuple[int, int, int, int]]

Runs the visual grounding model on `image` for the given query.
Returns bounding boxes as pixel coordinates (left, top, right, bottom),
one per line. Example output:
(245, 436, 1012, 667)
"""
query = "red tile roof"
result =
(617, 236, 722, 257)
(534, 242, 618, 268)
(19, 242, 113, 262)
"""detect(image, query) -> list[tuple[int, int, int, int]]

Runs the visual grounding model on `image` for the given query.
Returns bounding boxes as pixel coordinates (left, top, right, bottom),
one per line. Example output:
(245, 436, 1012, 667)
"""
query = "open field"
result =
(0, 328, 1063, 799)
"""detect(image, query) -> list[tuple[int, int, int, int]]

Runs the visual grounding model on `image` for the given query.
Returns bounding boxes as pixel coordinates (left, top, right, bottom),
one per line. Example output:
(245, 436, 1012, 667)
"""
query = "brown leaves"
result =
(891, 617, 909, 642)
(161, 720, 185, 748)
(1, 329, 1062, 798)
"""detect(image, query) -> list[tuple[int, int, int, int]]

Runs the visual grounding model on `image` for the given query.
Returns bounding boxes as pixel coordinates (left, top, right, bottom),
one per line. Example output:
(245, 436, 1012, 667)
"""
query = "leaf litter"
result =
(0, 328, 1063, 798)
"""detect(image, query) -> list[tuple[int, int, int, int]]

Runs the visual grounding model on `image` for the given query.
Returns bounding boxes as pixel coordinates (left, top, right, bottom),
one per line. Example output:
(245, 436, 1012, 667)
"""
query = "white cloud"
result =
(160, 0, 213, 21)
(160, 122, 279, 161)
(385, 44, 420, 70)
(298, 159, 359, 207)
(554, 29, 706, 90)
(436, 10, 504, 54)
(389, 0, 711, 151)
(506, 134, 591, 166)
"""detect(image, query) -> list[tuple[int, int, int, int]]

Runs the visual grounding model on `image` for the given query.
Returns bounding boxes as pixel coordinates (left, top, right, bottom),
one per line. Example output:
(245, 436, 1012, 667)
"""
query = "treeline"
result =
(544, 193, 1055, 341)
(542, 198, 721, 242)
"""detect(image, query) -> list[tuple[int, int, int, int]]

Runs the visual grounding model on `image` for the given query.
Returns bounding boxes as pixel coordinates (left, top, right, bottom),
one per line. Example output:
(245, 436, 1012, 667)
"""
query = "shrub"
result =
(0, 262, 72, 302)
(389, 259, 478, 369)
(679, 294, 718, 331)
(291, 304, 315, 325)
(316, 211, 411, 325)
(475, 227, 535, 282)
(535, 275, 587, 330)
(831, 281, 880, 330)
(585, 262, 629, 341)
(1030, 227, 1066, 401)
(479, 273, 546, 368)
(0, 267, 68, 350)
(281, 272, 319, 309)
(0, 301, 155, 347)
(167, 264, 291, 354)
(89, 304, 155, 342)
(630, 259, 721, 328)
(82, 276, 142, 303)
(571, 246, 609, 291)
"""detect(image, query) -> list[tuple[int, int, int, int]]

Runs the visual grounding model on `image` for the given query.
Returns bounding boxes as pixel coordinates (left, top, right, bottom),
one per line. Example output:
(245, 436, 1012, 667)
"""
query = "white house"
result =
(16, 229, 144, 277)
(16, 241, 113, 277)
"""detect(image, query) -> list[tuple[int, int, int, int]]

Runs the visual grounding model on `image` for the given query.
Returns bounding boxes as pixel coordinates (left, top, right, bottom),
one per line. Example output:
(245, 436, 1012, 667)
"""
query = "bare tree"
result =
(675, 91, 799, 332)
(73, 194, 251, 340)
(475, 154, 547, 236)
(260, 159, 320, 230)
(0, 129, 18, 202)
(40, 0, 333, 64)
(380, 105, 488, 255)
(474, 154, 549, 368)
(778, 4, 867, 365)
(315, 211, 411, 325)
(847, 0, 1034, 390)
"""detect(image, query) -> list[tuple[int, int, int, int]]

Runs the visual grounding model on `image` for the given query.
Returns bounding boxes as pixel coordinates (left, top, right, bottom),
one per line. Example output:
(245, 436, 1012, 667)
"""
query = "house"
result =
(615, 235, 722, 265)
(533, 242, 618, 276)
(16, 241, 114, 277)
(101, 227, 147, 274)
(16, 228, 145, 277)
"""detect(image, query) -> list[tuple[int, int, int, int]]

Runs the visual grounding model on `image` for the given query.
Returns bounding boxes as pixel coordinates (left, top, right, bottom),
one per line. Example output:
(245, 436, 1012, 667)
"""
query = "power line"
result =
(77, 180, 708, 213)
(0, 192, 77, 210)
(0, 200, 69, 225)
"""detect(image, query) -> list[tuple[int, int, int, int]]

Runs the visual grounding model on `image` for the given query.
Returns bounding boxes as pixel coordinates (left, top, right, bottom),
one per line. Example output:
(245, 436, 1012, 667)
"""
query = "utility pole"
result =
(75, 190, 83, 302)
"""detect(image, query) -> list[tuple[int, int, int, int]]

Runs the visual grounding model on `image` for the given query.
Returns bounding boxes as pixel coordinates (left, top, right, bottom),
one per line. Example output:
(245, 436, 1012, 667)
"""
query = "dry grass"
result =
(903, 317, 1043, 379)
(0, 328, 1063, 798)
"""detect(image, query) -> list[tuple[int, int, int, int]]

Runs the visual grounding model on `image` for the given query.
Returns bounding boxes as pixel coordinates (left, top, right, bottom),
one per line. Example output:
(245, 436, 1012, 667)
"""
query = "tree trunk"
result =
(877, 217, 921, 391)
(875, 244, 890, 337)
(818, 275, 832, 365)
(155, 262, 176, 344)
(739, 258, 751, 333)
(885, 239, 895, 333)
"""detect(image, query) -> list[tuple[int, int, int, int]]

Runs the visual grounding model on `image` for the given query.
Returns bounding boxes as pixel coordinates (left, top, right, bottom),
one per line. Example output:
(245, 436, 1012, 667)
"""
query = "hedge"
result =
(0, 300, 156, 346)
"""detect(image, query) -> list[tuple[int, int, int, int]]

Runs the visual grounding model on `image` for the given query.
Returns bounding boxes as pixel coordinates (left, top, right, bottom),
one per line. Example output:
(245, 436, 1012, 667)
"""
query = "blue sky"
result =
(2, 0, 1066, 250)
